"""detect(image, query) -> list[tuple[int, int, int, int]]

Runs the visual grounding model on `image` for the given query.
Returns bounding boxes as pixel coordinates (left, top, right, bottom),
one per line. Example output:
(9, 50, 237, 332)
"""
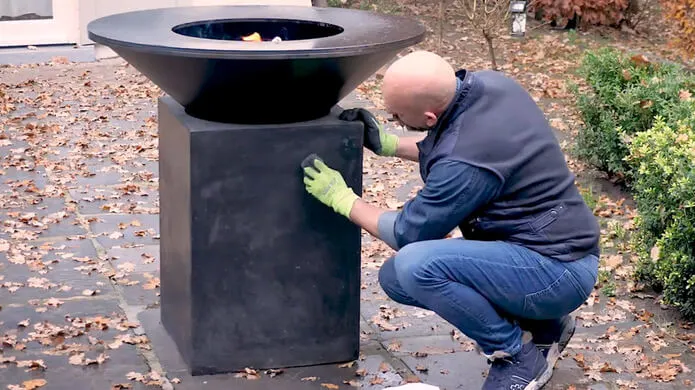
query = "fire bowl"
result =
(87, 6, 426, 124)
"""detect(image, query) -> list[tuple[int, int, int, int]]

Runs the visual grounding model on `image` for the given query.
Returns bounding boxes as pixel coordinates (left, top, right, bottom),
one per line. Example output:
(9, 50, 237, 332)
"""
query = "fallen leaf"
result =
(321, 384, 339, 389)
(600, 362, 618, 373)
(69, 353, 85, 365)
(650, 245, 660, 261)
(344, 379, 362, 387)
(631, 54, 650, 66)
(264, 369, 283, 377)
(370, 376, 385, 385)
(379, 362, 390, 372)
(604, 255, 623, 270)
(386, 340, 401, 352)
(16, 359, 46, 370)
(22, 379, 47, 389)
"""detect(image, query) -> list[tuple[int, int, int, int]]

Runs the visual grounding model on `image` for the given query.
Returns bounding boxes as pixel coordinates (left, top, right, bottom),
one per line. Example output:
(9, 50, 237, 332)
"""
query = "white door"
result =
(0, 0, 79, 47)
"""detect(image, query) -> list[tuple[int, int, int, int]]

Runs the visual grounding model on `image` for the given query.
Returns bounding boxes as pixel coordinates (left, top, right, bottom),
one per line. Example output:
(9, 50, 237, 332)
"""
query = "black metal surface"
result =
(87, 6, 425, 123)
(158, 96, 364, 374)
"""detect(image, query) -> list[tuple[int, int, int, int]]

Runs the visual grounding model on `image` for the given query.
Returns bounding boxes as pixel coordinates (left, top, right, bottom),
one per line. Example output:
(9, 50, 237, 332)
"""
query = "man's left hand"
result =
(302, 154, 359, 218)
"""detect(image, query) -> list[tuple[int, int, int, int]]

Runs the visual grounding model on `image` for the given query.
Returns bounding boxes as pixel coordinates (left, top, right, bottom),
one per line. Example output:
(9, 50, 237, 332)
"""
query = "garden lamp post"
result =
(510, 0, 527, 37)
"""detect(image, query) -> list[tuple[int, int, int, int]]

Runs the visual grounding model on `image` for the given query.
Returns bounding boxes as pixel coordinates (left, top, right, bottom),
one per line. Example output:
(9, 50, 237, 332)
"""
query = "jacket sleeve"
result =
(377, 158, 501, 250)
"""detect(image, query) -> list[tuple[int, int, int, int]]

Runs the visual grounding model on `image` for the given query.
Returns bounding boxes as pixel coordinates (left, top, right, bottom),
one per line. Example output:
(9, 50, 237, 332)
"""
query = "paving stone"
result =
(2, 197, 88, 240)
(72, 167, 129, 187)
(70, 159, 158, 188)
(0, 298, 129, 356)
(387, 335, 478, 358)
(116, 273, 160, 308)
(138, 308, 399, 390)
(0, 238, 112, 304)
(0, 349, 151, 390)
(0, 166, 50, 190)
(69, 185, 158, 215)
(361, 299, 454, 340)
(88, 214, 159, 249)
(105, 244, 159, 274)
(398, 350, 489, 390)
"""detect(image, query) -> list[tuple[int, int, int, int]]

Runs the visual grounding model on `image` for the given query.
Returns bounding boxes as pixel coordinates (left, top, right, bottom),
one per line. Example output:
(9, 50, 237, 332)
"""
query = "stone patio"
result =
(2, 58, 695, 390)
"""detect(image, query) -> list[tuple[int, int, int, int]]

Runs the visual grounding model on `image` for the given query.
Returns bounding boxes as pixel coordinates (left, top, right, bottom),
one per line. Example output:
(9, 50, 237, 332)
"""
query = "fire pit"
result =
(87, 5, 425, 124)
(87, 5, 424, 376)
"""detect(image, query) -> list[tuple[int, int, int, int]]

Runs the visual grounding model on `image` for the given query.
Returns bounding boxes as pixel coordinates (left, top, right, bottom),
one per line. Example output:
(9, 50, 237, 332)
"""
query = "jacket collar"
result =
(428, 69, 480, 141)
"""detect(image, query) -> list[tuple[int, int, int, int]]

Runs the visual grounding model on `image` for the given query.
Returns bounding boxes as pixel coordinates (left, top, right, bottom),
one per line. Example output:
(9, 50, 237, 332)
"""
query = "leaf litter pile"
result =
(2, 5, 695, 387)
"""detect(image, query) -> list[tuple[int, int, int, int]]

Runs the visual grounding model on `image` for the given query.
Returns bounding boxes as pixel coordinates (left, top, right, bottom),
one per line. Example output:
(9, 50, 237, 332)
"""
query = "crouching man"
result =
(301, 51, 599, 390)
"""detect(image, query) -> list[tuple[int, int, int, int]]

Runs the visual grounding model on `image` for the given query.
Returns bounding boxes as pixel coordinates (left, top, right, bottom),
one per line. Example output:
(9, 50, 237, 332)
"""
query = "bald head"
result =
(382, 51, 457, 130)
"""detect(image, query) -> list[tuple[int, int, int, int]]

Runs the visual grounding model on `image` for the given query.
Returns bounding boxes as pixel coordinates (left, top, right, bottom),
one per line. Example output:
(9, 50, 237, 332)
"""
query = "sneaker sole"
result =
(550, 316, 576, 366)
(533, 316, 576, 389)
(525, 361, 554, 390)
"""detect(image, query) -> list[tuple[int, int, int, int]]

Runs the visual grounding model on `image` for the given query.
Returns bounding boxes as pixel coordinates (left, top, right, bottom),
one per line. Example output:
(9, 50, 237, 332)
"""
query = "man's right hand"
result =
(339, 108, 399, 157)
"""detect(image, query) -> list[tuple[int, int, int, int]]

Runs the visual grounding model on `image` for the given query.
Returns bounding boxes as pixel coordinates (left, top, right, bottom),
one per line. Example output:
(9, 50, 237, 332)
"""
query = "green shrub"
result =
(573, 47, 695, 181)
(626, 115, 695, 319)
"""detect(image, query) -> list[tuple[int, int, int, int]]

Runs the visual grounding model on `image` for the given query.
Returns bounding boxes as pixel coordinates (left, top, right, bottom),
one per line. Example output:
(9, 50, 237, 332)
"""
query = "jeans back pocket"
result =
(522, 269, 588, 320)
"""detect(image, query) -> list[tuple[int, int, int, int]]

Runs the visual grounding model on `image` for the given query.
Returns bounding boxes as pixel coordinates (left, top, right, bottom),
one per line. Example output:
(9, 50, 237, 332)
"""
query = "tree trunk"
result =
(312, 0, 329, 7)
(484, 32, 497, 70)
(438, 0, 445, 50)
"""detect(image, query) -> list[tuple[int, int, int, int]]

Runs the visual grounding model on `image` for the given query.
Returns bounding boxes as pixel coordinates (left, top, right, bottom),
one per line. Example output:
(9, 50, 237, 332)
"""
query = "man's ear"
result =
(425, 112, 438, 127)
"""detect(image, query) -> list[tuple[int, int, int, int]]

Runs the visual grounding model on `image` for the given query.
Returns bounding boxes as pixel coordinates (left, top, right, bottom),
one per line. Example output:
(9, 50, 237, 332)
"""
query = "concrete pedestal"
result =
(157, 96, 363, 375)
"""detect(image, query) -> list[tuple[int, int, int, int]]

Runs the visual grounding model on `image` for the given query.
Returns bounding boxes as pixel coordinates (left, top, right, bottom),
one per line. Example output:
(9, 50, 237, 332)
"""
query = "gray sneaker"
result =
(531, 315, 576, 368)
(482, 341, 552, 390)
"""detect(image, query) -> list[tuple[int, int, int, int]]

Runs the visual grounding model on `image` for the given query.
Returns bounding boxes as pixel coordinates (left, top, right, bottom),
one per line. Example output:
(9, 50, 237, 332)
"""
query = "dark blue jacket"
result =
(378, 69, 600, 262)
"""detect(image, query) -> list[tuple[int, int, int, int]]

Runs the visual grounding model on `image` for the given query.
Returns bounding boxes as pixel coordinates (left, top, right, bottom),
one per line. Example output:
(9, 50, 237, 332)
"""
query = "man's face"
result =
(389, 110, 434, 132)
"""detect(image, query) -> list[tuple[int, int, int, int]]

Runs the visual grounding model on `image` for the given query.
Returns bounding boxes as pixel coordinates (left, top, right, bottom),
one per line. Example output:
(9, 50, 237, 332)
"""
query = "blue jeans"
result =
(378, 238, 598, 357)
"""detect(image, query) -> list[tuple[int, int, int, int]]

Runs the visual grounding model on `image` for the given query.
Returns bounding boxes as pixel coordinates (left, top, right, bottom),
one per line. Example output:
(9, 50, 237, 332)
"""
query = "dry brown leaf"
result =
(321, 384, 339, 389)
(604, 255, 623, 270)
(45, 298, 63, 307)
(16, 359, 46, 370)
(379, 362, 390, 373)
(650, 245, 660, 261)
(370, 376, 385, 385)
(22, 379, 47, 390)
(69, 353, 85, 365)
(142, 278, 159, 290)
(631, 54, 651, 66)
(386, 340, 401, 352)
(301, 377, 318, 381)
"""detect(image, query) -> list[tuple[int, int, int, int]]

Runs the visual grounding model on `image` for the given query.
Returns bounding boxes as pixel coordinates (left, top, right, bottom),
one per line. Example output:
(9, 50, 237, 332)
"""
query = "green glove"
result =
(339, 108, 399, 157)
(302, 154, 359, 218)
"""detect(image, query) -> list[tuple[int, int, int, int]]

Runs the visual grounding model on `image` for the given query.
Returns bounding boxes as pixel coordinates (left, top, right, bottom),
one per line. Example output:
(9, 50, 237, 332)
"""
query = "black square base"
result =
(158, 96, 364, 375)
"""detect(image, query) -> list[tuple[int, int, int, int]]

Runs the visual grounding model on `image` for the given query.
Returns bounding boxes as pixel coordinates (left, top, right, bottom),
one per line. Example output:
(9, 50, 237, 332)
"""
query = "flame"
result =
(242, 32, 262, 42)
